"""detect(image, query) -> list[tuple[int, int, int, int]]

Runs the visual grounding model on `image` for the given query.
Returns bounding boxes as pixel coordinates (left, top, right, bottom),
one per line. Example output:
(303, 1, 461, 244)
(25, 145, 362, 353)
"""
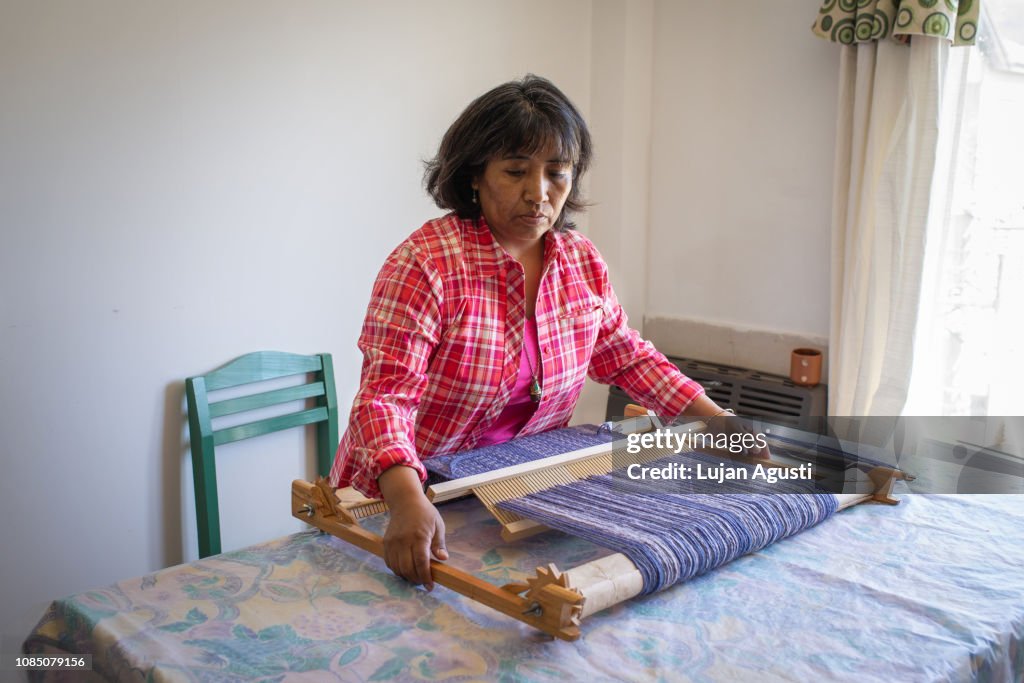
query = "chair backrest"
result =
(185, 351, 339, 558)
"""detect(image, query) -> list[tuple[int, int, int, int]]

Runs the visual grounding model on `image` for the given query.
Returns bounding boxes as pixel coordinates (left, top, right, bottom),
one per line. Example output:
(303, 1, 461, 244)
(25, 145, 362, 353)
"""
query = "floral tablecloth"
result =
(24, 490, 1024, 682)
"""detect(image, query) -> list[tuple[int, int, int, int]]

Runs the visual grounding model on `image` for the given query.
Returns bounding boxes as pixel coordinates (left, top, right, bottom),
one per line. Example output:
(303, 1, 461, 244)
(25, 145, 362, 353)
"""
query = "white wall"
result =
(0, 0, 593, 642)
(646, 1, 839, 342)
(0, 0, 841, 647)
(572, 0, 657, 427)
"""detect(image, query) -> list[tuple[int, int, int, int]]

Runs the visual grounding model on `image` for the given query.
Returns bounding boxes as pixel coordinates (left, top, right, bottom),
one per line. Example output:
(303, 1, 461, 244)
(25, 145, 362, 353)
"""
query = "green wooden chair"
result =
(185, 351, 339, 558)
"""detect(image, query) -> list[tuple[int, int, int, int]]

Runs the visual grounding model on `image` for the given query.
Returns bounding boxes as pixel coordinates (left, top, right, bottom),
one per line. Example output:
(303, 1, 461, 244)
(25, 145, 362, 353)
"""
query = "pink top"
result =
(475, 317, 541, 447)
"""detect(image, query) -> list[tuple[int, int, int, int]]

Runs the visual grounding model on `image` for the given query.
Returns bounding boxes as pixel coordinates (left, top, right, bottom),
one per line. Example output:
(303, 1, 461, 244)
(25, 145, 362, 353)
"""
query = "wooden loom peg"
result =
(623, 404, 651, 418)
(618, 403, 663, 434)
(525, 564, 584, 627)
(867, 466, 902, 505)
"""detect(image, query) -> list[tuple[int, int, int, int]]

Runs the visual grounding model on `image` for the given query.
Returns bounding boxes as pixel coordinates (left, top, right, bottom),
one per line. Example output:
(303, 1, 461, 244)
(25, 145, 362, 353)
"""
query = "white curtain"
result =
(828, 37, 951, 417)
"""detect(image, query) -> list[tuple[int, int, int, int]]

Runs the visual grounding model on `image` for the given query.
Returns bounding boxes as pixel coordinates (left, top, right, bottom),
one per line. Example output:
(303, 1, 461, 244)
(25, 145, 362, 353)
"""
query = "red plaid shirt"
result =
(329, 214, 704, 497)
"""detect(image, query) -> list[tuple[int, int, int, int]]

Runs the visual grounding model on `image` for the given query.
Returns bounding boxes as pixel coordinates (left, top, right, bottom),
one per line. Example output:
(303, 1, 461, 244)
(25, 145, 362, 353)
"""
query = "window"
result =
(906, 0, 1024, 419)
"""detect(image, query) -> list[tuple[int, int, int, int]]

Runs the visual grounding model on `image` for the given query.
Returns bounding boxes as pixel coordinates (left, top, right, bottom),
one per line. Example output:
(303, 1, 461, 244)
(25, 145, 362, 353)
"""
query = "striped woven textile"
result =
(498, 450, 838, 594)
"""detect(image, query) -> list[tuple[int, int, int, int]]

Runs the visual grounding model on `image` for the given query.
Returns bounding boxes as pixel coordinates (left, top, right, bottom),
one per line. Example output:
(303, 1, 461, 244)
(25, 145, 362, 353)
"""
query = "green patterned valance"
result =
(812, 0, 980, 46)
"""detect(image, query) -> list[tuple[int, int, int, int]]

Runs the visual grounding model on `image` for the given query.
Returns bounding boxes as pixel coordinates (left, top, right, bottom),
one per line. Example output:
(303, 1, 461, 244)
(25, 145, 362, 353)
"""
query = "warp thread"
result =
(498, 451, 837, 594)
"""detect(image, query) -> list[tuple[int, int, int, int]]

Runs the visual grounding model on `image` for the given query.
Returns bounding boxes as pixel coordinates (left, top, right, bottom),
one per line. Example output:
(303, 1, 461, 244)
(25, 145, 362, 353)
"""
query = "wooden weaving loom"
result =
(291, 411, 909, 641)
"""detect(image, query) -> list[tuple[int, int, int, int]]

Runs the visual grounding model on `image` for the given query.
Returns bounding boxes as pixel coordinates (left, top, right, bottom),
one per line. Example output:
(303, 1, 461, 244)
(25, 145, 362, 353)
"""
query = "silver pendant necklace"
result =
(523, 321, 542, 404)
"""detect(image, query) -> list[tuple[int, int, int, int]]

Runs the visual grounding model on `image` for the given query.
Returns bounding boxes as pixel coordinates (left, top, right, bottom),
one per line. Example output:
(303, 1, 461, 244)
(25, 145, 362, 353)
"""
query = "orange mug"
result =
(790, 348, 822, 387)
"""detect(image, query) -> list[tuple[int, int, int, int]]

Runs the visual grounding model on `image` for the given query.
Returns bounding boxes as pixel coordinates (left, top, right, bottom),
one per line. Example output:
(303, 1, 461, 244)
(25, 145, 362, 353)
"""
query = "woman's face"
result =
(473, 146, 573, 246)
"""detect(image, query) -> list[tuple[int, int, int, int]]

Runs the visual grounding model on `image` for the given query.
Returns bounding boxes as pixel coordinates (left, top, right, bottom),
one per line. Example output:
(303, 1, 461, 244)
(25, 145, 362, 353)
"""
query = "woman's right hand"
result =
(377, 466, 448, 590)
(682, 395, 771, 459)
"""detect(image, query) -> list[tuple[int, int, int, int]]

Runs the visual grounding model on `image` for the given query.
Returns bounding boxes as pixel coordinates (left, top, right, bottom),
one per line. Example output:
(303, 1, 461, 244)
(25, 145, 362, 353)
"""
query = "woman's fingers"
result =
(386, 534, 429, 586)
(412, 539, 434, 590)
(431, 514, 449, 562)
(381, 499, 448, 589)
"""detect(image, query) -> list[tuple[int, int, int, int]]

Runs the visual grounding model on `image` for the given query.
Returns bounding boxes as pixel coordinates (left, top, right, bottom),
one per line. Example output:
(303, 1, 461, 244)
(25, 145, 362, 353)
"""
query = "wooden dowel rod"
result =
(564, 553, 644, 618)
(835, 492, 873, 510)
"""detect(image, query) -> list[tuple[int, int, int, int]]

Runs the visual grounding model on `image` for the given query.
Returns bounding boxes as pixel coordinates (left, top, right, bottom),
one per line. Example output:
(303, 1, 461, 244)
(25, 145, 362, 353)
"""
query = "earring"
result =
(472, 188, 479, 205)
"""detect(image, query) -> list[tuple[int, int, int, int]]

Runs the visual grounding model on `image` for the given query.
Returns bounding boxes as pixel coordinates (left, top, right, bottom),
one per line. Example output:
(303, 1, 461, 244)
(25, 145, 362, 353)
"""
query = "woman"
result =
(329, 75, 760, 589)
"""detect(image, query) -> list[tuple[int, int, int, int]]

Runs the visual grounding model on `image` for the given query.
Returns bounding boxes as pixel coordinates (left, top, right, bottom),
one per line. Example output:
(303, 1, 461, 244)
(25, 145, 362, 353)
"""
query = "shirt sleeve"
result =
(329, 243, 442, 498)
(581, 245, 705, 420)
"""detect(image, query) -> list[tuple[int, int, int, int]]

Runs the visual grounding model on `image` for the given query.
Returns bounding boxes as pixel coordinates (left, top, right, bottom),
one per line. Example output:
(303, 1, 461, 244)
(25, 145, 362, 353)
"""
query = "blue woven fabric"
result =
(498, 450, 838, 594)
(423, 424, 616, 481)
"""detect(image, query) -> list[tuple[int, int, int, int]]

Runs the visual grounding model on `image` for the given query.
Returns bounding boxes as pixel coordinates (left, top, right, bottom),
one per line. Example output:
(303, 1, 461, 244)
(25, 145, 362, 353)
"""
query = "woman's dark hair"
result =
(424, 74, 592, 231)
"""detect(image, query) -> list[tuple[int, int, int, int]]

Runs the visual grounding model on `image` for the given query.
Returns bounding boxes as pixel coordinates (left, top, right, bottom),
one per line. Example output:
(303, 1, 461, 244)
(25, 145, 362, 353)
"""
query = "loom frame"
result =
(291, 420, 907, 641)
(291, 478, 587, 640)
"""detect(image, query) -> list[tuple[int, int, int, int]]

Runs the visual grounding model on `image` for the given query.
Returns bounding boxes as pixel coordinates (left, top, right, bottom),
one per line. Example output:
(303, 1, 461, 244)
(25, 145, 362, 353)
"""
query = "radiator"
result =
(606, 356, 827, 424)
